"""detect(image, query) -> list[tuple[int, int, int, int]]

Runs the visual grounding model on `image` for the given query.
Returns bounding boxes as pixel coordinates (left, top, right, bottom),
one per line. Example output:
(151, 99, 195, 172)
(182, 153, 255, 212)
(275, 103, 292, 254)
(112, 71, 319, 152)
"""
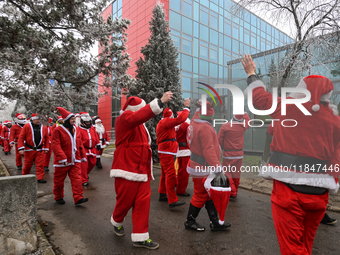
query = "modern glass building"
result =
(98, 0, 293, 145)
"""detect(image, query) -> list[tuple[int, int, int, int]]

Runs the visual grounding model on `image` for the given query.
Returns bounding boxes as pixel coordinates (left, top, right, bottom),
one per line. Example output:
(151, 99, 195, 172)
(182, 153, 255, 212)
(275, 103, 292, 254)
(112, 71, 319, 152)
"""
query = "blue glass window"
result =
(244, 33, 250, 45)
(194, 21, 199, 37)
(224, 35, 231, 51)
(210, 29, 218, 45)
(244, 22, 250, 30)
(182, 76, 191, 91)
(219, 66, 223, 79)
(193, 57, 199, 73)
(219, 15, 223, 33)
(266, 23, 271, 35)
(251, 14, 256, 26)
(200, 60, 209, 76)
(211, 15, 218, 30)
(183, 2, 193, 18)
(244, 10, 251, 23)
(182, 92, 191, 98)
(118, 8, 122, 17)
(210, 3, 218, 13)
(232, 39, 239, 53)
(171, 35, 181, 50)
(261, 41, 266, 51)
(182, 54, 193, 72)
(244, 44, 250, 54)
(219, 33, 223, 47)
(224, 23, 231, 36)
(193, 38, 199, 57)
(200, 10, 209, 25)
(210, 49, 218, 62)
(211, 0, 219, 5)
(251, 36, 256, 48)
(194, 2, 199, 21)
(233, 26, 239, 39)
(182, 17, 193, 35)
(170, 0, 181, 12)
(200, 45, 209, 59)
(200, 25, 209, 42)
(210, 63, 218, 78)
(112, 1, 117, 14)
(170, 11, 181, 31)
(118, 0, 122, 10)
(200, 0, 209, 8)
(183, 39, 192, 54)
(219, 48, 223, 65)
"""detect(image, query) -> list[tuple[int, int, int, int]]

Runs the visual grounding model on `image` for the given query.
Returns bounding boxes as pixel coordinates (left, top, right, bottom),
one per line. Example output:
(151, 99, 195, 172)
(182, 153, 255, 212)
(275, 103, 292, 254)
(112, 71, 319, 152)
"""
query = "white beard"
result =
(95, 124, 105, 135)
(75, 117, 81, 127)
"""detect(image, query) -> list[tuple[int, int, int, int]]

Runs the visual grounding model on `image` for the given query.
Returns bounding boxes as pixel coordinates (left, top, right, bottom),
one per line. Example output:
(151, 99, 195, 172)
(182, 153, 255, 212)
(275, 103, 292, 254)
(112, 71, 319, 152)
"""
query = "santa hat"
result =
(95, 118, 102, 124)
(199, 101, 215, 120)
(80, 112, 91, 122)
(163, 108, 173, 118)
(4, 120, 11, 124)
(31, 113, 40, 120)
(57, 116, 63, 122)
(75, 113, 80, 117)
(122, 96, 146, 112)
(55, 107, 74, 121)
(48, 117, 53, 124)
(294, 75, 334, 112)
(233, 113, 245, 121)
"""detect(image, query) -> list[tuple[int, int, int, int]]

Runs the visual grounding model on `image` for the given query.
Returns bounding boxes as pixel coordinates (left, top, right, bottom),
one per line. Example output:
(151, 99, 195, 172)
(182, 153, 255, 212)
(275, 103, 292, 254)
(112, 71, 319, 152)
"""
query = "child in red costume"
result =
(9, 113, 26, 169)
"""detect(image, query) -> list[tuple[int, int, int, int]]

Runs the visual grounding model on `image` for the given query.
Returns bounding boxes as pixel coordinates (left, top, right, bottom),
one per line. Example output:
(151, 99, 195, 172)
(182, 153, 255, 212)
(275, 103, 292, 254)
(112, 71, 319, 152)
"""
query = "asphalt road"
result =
(2, 151, 340, 255)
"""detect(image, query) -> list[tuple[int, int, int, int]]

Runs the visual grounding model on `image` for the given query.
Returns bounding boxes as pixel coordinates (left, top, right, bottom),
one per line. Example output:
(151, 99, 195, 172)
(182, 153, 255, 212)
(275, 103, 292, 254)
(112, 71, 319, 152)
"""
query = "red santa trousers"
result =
(80, 155, 96, 183)
(3, 140, 11, 153)
(158, 153, 178, 204)
(96, 149, 103, 158)
(15, 144, 23, 167)
(44, 143, 52, 167)
(223, 158, 243, 197)
(176, 156, 190, 195)
(53, 164, 83, 203)
(191, 177, 212, 208)
(22, 151, 45, 180)
(271, 180, 328, 255)
(112, 178, 151, 242)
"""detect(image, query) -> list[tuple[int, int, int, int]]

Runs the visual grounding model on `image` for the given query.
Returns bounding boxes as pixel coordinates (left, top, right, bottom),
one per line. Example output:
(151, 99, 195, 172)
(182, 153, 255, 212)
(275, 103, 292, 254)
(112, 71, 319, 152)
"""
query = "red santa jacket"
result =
(110, 98, 163, 182)
(156, 108, 190, 155)
(77, 126, 100, 156)
(52, 125, 86, 167)
(176, 119, 190, 157)
(18, 122, 49, 152)
(248, 80, 340, 193)
(95, 128, 109, 149)
(188, 119, 222, 177)
(0, 125, 3, 139)
(45, 126, 52, 143)
(9, 124, 23, 144)
(1, 126, 11, 140)
(217, 113, 250, 159)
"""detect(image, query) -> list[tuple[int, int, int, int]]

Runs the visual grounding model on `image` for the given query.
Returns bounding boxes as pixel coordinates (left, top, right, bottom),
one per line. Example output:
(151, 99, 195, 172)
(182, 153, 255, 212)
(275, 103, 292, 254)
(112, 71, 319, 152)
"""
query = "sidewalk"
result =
(103, 149, 340, 213)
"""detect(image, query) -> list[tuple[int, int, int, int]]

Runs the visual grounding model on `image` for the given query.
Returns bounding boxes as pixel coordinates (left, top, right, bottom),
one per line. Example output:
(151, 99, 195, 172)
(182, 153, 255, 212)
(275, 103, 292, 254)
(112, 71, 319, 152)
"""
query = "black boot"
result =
(96, 158, 102, 169)
(185, 203, 205, 231)
(205, 200, 231, 231)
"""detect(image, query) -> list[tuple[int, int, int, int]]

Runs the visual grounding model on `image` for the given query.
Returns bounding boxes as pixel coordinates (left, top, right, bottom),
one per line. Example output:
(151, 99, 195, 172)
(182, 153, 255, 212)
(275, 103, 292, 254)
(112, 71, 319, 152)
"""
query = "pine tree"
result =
(127, 3, 182, 163)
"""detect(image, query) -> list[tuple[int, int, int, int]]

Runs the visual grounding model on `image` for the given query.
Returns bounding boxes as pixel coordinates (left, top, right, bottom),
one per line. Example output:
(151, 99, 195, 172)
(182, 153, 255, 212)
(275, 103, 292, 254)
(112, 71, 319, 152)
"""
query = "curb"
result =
(37, 224, 55, 255)
(0, 156, 10, 177)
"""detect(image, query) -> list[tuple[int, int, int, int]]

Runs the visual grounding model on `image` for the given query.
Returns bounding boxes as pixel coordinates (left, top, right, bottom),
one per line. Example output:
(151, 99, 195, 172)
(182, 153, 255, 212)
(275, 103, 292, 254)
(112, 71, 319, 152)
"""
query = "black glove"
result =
(96, 145, 102, 151)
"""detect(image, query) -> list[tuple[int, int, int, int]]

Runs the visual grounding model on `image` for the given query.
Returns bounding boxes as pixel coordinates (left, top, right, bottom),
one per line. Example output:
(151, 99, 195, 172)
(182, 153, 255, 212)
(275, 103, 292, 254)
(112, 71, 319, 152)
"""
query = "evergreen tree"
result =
(0, 0, 133, 115)
(127, 3, 182, 163)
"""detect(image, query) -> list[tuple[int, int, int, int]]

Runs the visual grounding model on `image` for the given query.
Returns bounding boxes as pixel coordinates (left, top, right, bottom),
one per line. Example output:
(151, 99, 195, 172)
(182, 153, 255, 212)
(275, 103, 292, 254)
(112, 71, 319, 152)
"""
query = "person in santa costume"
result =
(9, 113, 26, 169)
(52, 107, 88, 206)
(77, 112, 100, 186)
(94, 118, 109, 169)
(2, 120, 12, 155)
(175, 111, 191, 197)
(110, 92, 173, 250)
(18, 114, 50, 183)
(43, 117, 53, 172)
(52, 116, 64, 132)
(0, 121, 3, 149)
(75, 113, 81, 127)
(217, 112, 250, 198)
(241, 54, 340, 255)
(185, 101, 231, 232)
(156, 99, 190, 208)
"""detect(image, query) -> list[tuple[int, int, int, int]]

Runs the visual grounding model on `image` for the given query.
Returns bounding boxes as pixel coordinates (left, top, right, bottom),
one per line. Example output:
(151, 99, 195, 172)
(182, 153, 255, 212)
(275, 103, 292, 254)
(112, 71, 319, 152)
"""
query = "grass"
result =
(242, 155, 261, 167)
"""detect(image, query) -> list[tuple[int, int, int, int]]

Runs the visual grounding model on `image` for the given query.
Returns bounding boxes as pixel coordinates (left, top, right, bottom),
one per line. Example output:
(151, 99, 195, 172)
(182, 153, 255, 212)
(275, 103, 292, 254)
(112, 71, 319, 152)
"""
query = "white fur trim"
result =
(320, 90, 333, 102)
(157, 151, 177, 155)
(131, 232, 149, 242)
(219, 220, 225, 225)
(183, 107, 190, 112)
(126, 99, 146, 112)
(110, 169, 148, 182)
(110, 215, 123, 227)
(259, 165, 339, 194)
(329, 104, 339, 115)
(119, 110, 124, 115)
(177, 149, 191, 157)
(64, 113, 74, 121)
(31, 116, 39, 120)
(149, 98, 162, 115)
(185, 118, 190, 124)
(223, 156, 243, 160)
(244, 80, 266, 97)
(312, 104, 320, 112)
(289, 79, 307, 99)
(95, 118, 102, 124)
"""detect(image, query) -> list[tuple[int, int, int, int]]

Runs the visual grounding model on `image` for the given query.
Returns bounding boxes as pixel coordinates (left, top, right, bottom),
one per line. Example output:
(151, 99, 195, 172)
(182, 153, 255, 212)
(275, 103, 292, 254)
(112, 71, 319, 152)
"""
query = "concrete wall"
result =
(0, 175, 37, 255)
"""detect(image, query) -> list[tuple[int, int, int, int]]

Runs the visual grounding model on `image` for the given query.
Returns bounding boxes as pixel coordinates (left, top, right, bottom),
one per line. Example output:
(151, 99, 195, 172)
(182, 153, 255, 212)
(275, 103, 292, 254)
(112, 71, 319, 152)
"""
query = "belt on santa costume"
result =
(191, 152, 209, 166)
(159, 138, 176, 143)
(178, 142, 187, 147)
(25, 143, 43, 150)
(223, 149, 243, 151)
(269, 151, 328, 195)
